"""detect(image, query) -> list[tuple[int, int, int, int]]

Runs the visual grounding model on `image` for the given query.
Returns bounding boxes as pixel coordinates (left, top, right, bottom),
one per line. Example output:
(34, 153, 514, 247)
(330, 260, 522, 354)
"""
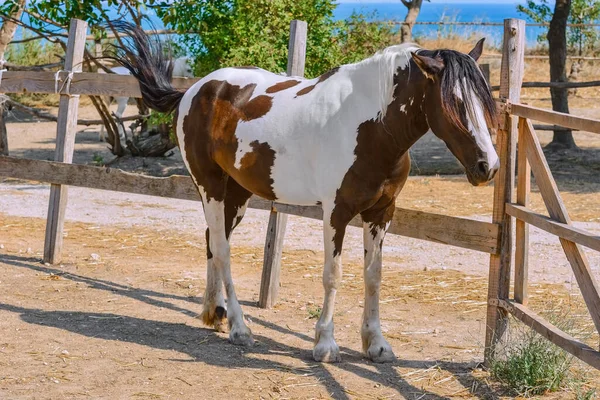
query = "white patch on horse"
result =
(453, 78, 499, 169)
(223, 44, 420, 206)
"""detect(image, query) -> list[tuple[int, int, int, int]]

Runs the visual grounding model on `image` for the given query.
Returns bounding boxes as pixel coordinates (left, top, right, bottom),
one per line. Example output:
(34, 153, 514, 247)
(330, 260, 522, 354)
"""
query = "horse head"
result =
(410, 39, 499, 186)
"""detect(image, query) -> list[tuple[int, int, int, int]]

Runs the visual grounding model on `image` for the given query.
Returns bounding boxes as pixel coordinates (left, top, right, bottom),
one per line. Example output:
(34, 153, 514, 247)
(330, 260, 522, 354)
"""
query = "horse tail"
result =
(105, 22, 184, 114)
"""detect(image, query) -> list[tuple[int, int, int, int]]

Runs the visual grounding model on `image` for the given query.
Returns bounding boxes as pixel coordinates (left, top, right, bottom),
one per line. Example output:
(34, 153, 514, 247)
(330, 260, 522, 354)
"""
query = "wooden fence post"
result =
(514, 117, 531, 305)
(258, 20, 307, 309)
(43, 19, 87, 264)
(481, 63, 491, 86)
(484, 18, 525, 366)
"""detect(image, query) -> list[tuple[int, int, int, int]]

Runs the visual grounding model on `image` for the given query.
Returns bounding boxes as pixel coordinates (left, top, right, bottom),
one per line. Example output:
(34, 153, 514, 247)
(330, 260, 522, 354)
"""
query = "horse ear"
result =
(468, 38, 485, 62)
(411, 52, 444, 80)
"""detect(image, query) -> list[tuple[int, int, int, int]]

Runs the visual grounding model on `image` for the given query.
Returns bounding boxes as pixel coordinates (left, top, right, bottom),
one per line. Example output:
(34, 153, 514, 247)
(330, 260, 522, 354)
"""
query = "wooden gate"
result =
(484, 19, 600, 369)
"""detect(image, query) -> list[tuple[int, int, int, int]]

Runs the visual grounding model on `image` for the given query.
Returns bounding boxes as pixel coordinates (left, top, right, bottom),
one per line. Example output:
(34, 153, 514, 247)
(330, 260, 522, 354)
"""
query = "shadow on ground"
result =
(0, 254, 505, 400)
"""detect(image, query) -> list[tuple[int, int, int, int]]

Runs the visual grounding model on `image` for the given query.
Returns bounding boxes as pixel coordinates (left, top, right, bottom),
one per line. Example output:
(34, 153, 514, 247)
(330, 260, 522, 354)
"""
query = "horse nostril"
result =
(477, 160, 489, 176)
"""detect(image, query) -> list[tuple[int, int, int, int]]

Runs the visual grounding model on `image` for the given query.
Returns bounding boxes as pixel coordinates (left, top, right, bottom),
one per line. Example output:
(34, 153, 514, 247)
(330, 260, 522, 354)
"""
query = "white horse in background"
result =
(99, 56, 194, 142)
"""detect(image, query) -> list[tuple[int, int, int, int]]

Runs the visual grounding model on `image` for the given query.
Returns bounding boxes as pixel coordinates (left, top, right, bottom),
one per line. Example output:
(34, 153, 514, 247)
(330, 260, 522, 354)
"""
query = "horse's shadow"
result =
(0, 254, 502, 399)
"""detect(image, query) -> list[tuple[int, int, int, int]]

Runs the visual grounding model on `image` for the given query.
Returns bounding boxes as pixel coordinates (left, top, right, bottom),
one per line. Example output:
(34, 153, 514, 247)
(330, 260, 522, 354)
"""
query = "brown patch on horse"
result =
(329, 68, 429, 255)
(296, 67, 340, 97)
(266, 80, 301, 93)
(182, 80, 277, 202)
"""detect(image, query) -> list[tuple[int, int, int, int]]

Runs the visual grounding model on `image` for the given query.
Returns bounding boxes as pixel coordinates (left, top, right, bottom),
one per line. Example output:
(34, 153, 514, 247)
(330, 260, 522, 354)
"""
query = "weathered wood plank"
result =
(0, 156, 500, 255)
(522, 119, 600, 335)
(258, 20, 308, 309)
(43, 19, 87, 265)
(514, 117, 531, 305)
(485, 18, 525, 367)
(498, 299, 600, 370)
(507, 204, 600, 252)
(0, 71, 199, 98)
(511, 103, 600, 134)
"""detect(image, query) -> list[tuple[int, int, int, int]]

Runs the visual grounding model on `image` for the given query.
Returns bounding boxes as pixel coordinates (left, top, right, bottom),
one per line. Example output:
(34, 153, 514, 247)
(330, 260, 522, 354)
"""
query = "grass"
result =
(306, 304, 322, 320)
(491, 327, 572, 396)
(490, 304, 597, 398)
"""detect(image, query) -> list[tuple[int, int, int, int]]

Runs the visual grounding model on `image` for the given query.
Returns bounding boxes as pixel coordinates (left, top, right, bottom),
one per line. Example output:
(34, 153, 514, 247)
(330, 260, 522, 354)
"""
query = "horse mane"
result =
(353, 44, 418, 120)
(418, 49, 498, 133)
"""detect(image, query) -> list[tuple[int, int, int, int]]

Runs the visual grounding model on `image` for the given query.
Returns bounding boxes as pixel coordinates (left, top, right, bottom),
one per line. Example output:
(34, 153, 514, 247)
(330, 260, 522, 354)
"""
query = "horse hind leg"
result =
(200, 178, 253, 344)
(201, 228, 228, 332)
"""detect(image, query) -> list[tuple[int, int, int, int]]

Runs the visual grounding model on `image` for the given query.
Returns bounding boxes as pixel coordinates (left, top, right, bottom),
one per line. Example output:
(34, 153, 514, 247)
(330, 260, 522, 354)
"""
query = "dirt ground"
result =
(1, 100, 599, 399)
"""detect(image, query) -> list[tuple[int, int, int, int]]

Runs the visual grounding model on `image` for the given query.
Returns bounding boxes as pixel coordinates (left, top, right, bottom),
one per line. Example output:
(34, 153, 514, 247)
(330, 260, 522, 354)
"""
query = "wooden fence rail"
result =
(0, 155, 501, 255)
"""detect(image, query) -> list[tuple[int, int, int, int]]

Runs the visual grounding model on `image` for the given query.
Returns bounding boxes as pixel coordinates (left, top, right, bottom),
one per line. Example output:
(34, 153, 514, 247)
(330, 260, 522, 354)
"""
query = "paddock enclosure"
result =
(0, 17, 599, 397)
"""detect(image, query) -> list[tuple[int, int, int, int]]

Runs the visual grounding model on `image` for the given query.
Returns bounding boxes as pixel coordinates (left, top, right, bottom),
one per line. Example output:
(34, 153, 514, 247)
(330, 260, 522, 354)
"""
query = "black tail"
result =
(105, 22, 184, 114)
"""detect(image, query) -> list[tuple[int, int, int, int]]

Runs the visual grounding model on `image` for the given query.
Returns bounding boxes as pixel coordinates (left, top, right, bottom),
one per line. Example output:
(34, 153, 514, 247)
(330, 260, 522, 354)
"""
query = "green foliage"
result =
(148, 110, 175, 142)
(155, 0, 395, 78)
(517, 0, 600, 55)
(491, 330, 571, 396)
(306, 304, 322, 319)
(491, 306, 595, 397)
(335, 13, 397, 64)
(5, 33, 63, 106)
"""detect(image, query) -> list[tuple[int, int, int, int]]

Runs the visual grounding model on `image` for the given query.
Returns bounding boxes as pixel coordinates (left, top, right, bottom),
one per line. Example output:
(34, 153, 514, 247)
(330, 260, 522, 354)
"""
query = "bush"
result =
(491, 304, 596, 397)
(491, 328, 571, 396)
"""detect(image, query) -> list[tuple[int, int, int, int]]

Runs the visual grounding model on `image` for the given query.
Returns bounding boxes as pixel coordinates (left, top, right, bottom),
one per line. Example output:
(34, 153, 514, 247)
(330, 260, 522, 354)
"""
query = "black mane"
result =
(419, 49, 497, 133)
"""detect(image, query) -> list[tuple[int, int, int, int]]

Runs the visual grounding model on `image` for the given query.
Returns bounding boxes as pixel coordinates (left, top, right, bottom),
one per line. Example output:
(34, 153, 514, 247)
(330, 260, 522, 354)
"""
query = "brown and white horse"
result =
(110, 23, 499, 363)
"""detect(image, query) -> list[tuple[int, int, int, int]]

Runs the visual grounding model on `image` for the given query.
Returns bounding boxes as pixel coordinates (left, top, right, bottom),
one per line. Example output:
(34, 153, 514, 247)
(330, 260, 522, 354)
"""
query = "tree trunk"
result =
(547, 0, 576, 149)
(0, 0, 26, 157)
(400, 0, 425, 43)
(0, 0, 26, 63)
(0, 105, 8, 156)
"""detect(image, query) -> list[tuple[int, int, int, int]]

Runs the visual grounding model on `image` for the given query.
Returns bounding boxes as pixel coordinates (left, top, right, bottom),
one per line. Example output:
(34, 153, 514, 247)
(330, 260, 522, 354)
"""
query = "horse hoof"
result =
(199, 306, 228, 333)
(313, 340, 341, 363)
(229, 327, 254, 346)
(366, 341, 396, 363)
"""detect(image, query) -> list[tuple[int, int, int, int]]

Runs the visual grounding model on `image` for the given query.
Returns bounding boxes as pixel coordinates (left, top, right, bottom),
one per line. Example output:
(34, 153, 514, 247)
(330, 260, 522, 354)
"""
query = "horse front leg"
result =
(313, 207, 350, 363)
(361, 220, 396, 363)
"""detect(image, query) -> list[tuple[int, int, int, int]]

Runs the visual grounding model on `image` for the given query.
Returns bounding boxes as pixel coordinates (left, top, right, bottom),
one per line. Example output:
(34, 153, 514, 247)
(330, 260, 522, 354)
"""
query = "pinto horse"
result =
(110, 23, 498, 363)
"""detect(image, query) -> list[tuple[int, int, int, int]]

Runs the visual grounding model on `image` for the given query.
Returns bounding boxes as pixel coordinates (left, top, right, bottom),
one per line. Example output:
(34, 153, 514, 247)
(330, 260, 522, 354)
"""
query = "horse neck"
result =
(346, 56, 430, 154)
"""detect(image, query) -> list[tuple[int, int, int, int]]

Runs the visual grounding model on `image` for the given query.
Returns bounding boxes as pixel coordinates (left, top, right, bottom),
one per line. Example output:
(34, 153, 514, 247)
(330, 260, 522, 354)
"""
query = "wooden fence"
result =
(486, 20, 600, 370)
(0, 18, 598, 370)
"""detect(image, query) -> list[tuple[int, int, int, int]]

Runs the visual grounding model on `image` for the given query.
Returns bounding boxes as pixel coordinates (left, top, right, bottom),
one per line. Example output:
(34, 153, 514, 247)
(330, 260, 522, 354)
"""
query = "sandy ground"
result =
(1, 103, 599, 399)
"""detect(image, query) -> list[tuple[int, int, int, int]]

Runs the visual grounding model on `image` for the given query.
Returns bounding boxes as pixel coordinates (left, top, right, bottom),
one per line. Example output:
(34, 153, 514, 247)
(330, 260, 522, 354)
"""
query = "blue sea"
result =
(333, 1, 541, 47)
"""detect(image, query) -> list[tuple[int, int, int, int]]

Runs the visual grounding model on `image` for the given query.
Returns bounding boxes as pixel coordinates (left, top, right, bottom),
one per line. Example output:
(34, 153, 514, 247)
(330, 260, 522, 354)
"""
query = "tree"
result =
(155, 0, 395, 78)
(0, 0, 25, 63)
(0, 0, 26, 156)
(518, 0, 581, 149)
(548, 0, 576, 149)
(518, 0, 600, 56)
(400, 0, 429, 43)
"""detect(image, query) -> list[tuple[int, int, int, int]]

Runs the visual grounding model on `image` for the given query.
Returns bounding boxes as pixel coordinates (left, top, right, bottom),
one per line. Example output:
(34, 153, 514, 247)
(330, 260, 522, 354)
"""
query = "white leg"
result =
(313, 208, 345, 362)
(361, 222, 395, 363)
(200, 228, 227, 332)
(203, 198, 253, 346)
(115, 97, 128, 143)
